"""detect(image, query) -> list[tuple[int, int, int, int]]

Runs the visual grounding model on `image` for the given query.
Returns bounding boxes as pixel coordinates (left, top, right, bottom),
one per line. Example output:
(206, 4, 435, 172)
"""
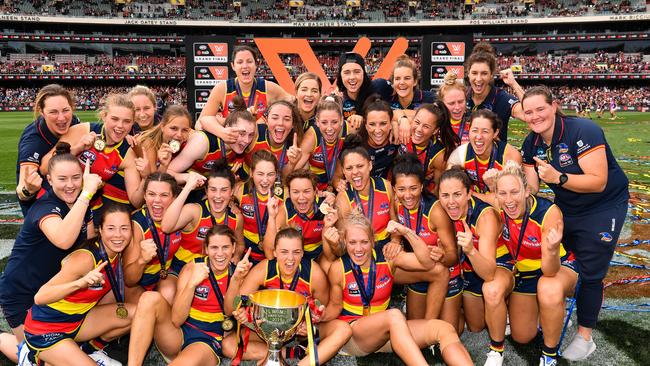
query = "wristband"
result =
(21, 186, 35, 198)
(80, 190, 94, 201)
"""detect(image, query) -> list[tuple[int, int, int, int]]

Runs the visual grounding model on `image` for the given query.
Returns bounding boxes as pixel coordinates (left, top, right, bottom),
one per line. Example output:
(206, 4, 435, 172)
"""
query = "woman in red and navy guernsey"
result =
(196, 45, 292, 142)
(168, 96, 257, 188)
(44, 93, 147, 217)
(392, 154, 459, 321)
(227, 227, 351, 366)
(273, 170, 336, 263)
(296, 94, 351, 192)
(294, 72, 322, 131)
(123, 173, 183, 305)
(520, 86, 629, 361)
(15, 84, 81, 215)
(245, 100, 304, 182)
(235, 150, 283, 264)
(135, 105, 192, 176)
(162, 160, 244, 273)
(492, 161, 577, 366)
(19, 204, 135, 366)
(336, 134, 398, 252)
(447, 109, 521, 205)
(318, 212, 472, 365)
(126, 225, 251, 366)
(399, 101, 459, 193)
(438, 167, 514, 359)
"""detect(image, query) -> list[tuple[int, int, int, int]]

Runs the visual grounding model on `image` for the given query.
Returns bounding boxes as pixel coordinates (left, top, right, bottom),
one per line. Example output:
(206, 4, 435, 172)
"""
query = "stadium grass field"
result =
(0, 111, 648, 365)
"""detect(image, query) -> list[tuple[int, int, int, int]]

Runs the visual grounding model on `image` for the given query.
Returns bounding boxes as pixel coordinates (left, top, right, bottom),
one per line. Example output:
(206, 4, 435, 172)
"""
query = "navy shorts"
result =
(462, 252, 515, 296)
(24, 323, 82, 364)
(181, 322, 222, 358)
(513, 253, 577, 295)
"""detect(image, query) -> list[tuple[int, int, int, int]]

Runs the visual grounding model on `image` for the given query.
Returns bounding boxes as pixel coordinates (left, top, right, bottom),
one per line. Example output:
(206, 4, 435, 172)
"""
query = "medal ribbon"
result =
(277, 261, 301, 291)
(504, 199, 531, 262)
(352, 179, 374, 223)
(252, 187, 269, 240)
(402, 198, 424, 235)
(209, 200, 230, 228)
(472, 142, 498, 193)
(318, 130, 340, 182)
(207, 259, 231, 313)
(412, 141, 433, 176)
(144, 208, 171, 277)
(235, 78, 258, 109)
(98, 240, 125, 304)
(348, 255, 376, 312)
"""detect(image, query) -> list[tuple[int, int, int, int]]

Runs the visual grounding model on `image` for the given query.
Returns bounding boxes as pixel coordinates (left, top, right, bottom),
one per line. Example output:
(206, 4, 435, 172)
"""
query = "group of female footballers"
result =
(0, 41, 629, 366)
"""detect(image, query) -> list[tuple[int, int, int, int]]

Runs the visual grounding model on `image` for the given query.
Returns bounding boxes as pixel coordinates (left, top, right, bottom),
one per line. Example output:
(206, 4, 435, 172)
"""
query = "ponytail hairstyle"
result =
(339, 133, 371, 166)
(266, 100, 304, 143)
(224, 95, 256, 127)
(316, 94, 344, 120)
(204, 225, 237, 251)
(143, 172, 180, 198)
(342, 210, 375, 246)
(494, 160, 528, 193)
(138, 105, 191, 152)
(466, 42, 497, 77)
(34, 84, 75, 119)
(359, 95, 392, 145)
(48, 142, 79, 173)
(391, 153, 425, 186)
(207, 158, 236, 189)
(416, 101, 460, 160)
(438, 71, 467, 100)
(390, 54, 419, 89)
(521, 85, 565, 117)
(439, 165, 472, 193)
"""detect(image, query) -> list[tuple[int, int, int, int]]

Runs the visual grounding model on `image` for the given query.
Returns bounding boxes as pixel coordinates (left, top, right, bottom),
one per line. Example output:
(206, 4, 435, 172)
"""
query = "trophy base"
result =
(260, 348, 290, 366)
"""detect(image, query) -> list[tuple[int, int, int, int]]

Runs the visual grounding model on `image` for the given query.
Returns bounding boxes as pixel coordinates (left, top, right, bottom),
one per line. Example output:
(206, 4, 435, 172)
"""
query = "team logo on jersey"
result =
(202, 160, 216, 171)
(80, 150, 97, 165)
(241, 204, 254, 216)
(524, 236, 540, 247)
(502, 224, 510, 241)
(377, 274, 391, 289)
(599, 232, 613, 242)
(89, 280, 104, 290)
(559, 153, 573, 167)
(535, 147, 547, 162)
(312, 152, 325, 163)
(558, 143, 569, 154)
(194, 285, 210, 300)
(347, 282, 359, 295)
(197, 226, 210, 239)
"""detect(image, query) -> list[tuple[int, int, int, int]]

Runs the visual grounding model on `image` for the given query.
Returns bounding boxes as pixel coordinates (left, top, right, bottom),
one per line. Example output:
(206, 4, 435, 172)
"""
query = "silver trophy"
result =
(248, 289, 306, 366)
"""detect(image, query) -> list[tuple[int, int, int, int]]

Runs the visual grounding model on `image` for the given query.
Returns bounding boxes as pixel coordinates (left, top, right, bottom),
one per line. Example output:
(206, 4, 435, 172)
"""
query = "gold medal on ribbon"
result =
(116, 303, 128, 319)
(273, 181, 283, 197)
(93, 138, 106, 151)
(160, 269, 168, 280)
(169, 139, 181, 153)
(258, 239, 264, 250)
(222, 317, 235, 332)
(363, 305, 370, 317)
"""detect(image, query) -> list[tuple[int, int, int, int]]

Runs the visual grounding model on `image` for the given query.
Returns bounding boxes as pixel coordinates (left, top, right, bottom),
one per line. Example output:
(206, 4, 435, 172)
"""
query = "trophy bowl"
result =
(249, 289, 306, 366)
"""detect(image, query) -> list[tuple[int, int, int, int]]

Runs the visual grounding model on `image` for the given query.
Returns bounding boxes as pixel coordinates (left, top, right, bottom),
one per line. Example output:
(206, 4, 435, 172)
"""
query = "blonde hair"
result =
(438, 71, 466, 100)
(343, 210, 375, 247)
(98, 93, 135, 120)
(494, 160, 528, 192)
(128, 85, 156, 107)
(138, 105, 191, 152)
(316, 94, 343, 120)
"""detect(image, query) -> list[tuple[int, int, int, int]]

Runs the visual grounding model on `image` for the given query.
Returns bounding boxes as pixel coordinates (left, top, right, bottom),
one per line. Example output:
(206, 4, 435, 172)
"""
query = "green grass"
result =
(0, 111, 98, 190)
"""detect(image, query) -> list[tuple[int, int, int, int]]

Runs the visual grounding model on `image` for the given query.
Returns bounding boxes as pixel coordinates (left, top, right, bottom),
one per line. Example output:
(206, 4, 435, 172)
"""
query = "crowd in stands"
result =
(0, 86, 186, 110)
(551, 85, 650, 111)
(0, 55, 185, 75)
(1, 0, 646, 22)
(498, 52, 650, 74)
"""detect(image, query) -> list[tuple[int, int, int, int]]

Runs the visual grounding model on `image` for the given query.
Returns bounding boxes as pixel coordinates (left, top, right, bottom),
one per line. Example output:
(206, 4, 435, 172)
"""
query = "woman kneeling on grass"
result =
(126, 225, 252, 366)
(319, 211, 473, 366)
